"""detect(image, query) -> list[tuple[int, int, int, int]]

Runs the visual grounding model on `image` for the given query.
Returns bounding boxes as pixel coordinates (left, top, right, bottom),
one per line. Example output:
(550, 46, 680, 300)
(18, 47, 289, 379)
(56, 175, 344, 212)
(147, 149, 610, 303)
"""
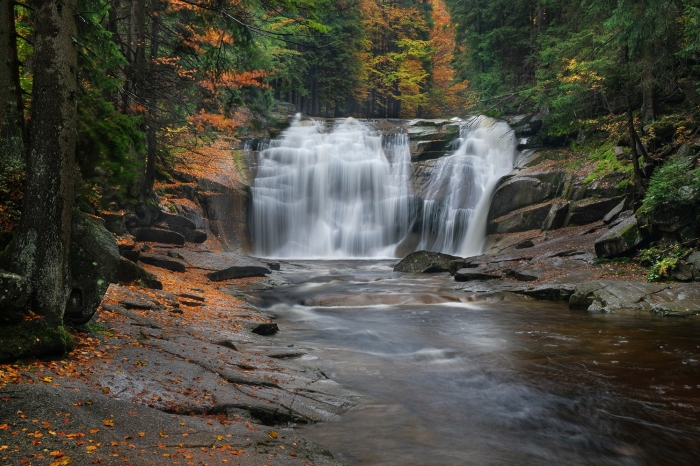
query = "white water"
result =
(251, 115, 515, 258)
(251, 116, 415, 258)
(418, 116, 516, 256)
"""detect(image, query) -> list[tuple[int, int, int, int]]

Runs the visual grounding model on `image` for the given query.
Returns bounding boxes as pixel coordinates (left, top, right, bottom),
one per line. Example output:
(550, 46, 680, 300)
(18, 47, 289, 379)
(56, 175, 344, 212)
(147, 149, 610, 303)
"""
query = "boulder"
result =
(506, 269, 542, 282)
(672, 262, 694, 282)
(100, 212, 126, 235)
(541, 201, 570, 231)
(602, 200, 626, 224)
(569, 281, 669, 313)
(487, 202, 553, 234)
(522, 284, 575, 301)
(393, 250, 462, 273)
(206, 265, 271, 282)
(160, 212, 197, 229)
(115, 257, 163, 290)
(488, 171, 567, 220)
(134, 228, 185, 245)
(567, 197, 627, 226)
(252, 323, 279, 336)
(454, 268, 502, 282)
(65, 212, 121, 325)
(594, 216, 646, 258)
(515, 240, 535, 250)
(687, 252, 700, 279)
(0, 271, 28, 324)
(508, 114, 543, 137)
(139, 253, 186, 273)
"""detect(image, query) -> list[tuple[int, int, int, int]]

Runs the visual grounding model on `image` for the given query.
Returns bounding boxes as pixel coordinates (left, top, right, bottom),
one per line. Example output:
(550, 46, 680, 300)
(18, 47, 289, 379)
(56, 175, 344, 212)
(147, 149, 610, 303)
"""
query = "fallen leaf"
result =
(101, 419, 114, 427)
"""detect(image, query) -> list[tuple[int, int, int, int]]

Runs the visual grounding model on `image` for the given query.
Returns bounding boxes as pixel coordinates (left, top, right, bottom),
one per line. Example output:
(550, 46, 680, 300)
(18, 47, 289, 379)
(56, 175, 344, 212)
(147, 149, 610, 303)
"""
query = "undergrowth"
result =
(639, 244, 692, 281)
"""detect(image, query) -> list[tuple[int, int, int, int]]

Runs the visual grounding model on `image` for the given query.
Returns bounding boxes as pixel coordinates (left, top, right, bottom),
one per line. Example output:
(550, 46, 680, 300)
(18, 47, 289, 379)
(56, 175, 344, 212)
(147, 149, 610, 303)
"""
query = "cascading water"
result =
(418, 116, 516, 256)
(251, 115, 515, 258)
(251, 116, 415, 258)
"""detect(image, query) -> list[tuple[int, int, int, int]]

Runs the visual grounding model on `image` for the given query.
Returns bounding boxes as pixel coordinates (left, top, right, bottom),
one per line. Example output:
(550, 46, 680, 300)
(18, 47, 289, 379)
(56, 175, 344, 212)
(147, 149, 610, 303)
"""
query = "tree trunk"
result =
(0, 0, 24, 146)
(13, 0, 79, 323)
(627, 105, 644, 194)
(145, 1, 160, 193)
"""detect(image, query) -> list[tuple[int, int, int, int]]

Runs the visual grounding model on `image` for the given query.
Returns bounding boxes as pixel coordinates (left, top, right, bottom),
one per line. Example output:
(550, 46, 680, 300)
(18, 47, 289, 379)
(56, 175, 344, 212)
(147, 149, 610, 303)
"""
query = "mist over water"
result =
(251, 115, 515, 258)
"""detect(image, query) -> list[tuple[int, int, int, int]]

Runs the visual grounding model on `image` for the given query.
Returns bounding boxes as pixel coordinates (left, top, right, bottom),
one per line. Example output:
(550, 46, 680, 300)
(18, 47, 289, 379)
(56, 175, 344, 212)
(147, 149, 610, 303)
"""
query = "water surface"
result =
(254, 261, 700, 465)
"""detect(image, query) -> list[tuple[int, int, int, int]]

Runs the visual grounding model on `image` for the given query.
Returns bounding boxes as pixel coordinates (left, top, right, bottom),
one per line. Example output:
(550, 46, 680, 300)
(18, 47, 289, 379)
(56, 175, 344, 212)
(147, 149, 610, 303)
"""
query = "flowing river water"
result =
(252, 261, 700, 466)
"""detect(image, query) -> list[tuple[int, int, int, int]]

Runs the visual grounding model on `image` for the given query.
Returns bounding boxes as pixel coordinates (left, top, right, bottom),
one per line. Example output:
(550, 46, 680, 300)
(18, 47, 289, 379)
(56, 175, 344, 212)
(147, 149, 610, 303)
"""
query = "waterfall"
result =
(418, 116, 516, 256)
(251, 115, 515, 259)
(251, 116, 415, 258)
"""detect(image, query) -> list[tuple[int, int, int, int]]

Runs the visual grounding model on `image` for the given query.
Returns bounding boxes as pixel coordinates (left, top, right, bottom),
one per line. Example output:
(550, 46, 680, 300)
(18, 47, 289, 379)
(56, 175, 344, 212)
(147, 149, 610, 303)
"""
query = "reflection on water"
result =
(254, 261, 700, 466)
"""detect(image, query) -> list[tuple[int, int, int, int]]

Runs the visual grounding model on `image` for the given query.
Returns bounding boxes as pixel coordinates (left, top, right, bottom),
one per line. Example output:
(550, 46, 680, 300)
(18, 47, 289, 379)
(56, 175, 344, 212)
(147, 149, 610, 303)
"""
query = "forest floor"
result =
(0, 239, 356, 466)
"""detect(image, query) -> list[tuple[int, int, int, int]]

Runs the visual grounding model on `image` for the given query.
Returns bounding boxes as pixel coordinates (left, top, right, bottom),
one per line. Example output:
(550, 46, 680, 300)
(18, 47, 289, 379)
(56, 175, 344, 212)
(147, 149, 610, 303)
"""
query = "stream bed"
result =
(252, 261, 700, 465)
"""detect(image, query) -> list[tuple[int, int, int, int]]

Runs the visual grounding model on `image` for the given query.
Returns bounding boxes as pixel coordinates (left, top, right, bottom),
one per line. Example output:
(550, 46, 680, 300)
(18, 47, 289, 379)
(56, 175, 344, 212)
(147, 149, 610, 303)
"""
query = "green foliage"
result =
(578, 140, 633, 183)
(639, 243, 691, 281)
(642, 155, 700, 214)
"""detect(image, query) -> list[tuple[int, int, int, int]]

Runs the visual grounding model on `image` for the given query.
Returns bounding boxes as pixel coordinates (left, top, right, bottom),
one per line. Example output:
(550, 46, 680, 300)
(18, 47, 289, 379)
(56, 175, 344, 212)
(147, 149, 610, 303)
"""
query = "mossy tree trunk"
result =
(0, 0, 24, 148)
(12, 0, 78, 325)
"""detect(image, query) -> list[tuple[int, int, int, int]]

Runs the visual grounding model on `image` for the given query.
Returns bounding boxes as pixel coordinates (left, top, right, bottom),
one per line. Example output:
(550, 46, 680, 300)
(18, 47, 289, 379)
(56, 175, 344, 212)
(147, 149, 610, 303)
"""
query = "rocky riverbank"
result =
(0, 233, 358, 465)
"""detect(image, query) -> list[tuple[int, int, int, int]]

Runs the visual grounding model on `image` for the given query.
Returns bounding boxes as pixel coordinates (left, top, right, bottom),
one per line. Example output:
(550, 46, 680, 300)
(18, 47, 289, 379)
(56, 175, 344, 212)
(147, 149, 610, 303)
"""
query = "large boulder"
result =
(566, 197, 627, 226)
(134, 228, 185, 245)
(594, 216, 647, 258)
(393, 250, 461, 273)
(0, 271, 28, 324)
(488, 171, 567, 220)
(65, 212, 121, 325)
(487, 202, 553, 234)
(114, 257, 163, 290)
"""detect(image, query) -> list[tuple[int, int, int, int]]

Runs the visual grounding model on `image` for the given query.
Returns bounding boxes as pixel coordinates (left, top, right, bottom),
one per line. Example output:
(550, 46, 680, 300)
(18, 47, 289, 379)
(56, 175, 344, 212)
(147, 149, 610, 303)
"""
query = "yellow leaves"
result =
(49, 454, 72, 466)
(42, 376, 53, 383)
(268, 431, 278, 439)
(101, 419, 114, 427)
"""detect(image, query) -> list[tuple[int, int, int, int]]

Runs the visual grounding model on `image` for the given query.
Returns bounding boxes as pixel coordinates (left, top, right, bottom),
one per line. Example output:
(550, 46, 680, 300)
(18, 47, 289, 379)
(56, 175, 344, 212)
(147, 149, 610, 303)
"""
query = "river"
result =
(252, 261, 700, 466)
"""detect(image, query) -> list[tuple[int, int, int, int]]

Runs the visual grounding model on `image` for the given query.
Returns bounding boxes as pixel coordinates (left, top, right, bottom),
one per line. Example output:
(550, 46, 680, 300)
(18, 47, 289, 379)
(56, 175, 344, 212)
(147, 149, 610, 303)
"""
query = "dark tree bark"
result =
(627, 104, 644, 194)
(144, 1, 161, 193)
(12, 0, 78, 323)
(0, 0, 24, 146)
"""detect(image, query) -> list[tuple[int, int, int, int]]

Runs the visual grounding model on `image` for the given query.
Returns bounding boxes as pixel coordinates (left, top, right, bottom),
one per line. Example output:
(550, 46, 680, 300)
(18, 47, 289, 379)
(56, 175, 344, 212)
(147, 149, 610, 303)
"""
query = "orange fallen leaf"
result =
(101, 419, 114, 427)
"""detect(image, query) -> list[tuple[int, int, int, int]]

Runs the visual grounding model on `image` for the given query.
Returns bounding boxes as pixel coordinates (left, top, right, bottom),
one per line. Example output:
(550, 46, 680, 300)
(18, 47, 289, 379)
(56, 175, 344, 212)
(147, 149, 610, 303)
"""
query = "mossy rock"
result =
(0, 321, 73, 362)
(65, 211, 120, 325)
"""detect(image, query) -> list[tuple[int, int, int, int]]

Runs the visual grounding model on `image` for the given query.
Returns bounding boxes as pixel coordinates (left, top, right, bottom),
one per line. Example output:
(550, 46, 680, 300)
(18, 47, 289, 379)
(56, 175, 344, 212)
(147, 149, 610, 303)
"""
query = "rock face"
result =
(569, 281, 700, 316)
(393, 250, 462, 273)
(139, 253, 187, 273)
(594, 216, 647, 258)
(485, 145, 635, 244)
(114, 257, 163, 290)
(134, 228, 186, 245)
(65, 212, 121, 325)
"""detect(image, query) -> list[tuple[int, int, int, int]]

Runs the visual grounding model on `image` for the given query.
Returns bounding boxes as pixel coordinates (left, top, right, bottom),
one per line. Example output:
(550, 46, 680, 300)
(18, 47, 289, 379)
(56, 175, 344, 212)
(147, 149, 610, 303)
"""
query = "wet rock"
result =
(394, 250, 462, 273)
(0, 271, 27, 324)
(488, 202, 553, 234)
(179, 292, 205, 302)
(508, 114, 543, 137)
(114, 257, 163, 289)
(65, 212, 121, 325)
(252, 323, 279, 336)
(672, 262, 694, 282)
(139, 253, 186, 272)
(602, 200, 627, 224)
(567, 197, 627, 226)
(488, 171, 567, 220)
(264, 261, 281, 271)
(541, 201, 570, 231)
(687, 252, 700, 280)
(521, 284, 575, 301)
(569, 281, 670, 313)
(594, 216, 646, 258)
(515, 239, 535, 249)
(507, 269, 542, 281)
(134, 228, 185, 245)
(161, 212, 197, 229)
(207, 265, 271, 281)
(454, 268, 502, 281)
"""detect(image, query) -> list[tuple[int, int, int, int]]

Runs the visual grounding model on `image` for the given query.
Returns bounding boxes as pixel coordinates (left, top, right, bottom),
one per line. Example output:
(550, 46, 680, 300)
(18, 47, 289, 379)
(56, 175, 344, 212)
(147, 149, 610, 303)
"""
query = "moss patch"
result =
(0, 321, 73, 362)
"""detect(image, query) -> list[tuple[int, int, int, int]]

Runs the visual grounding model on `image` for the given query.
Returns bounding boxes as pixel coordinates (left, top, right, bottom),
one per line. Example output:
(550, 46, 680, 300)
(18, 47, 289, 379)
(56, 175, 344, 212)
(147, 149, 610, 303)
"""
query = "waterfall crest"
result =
(418, 116, 516, 256)
(251, 116, 414, 258)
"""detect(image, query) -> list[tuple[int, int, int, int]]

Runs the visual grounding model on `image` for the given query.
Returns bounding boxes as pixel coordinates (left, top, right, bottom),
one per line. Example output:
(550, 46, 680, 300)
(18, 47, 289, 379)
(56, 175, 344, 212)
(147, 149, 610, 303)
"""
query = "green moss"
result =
(616, 179, 631, 191)
(620, 223, 639, 245)
(581, 141, 633, 183)
(0, 321, 73, 362)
